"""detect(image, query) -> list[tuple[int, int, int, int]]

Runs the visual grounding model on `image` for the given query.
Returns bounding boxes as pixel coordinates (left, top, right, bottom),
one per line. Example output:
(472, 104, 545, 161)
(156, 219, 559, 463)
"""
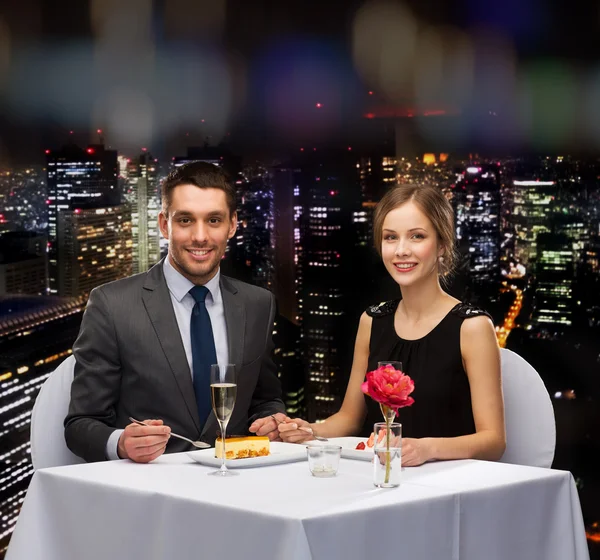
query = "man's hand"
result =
(117, 419, 171, 463)
(249, 412, 291, 441)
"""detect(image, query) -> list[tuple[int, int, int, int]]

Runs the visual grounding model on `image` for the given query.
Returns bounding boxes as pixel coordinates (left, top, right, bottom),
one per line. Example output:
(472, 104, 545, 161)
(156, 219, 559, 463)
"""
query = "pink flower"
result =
(361, 364, 415, 413)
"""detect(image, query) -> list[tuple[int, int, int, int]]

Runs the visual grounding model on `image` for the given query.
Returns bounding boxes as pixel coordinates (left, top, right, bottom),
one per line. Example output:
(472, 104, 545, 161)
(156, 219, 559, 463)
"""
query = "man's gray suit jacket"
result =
(64, 260, 285, 462)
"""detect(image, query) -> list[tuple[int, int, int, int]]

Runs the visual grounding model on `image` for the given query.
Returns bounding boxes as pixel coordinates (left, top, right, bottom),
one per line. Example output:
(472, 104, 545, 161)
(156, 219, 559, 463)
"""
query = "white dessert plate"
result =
(327, 437, 374, 462)
(187, 441, 307, 469)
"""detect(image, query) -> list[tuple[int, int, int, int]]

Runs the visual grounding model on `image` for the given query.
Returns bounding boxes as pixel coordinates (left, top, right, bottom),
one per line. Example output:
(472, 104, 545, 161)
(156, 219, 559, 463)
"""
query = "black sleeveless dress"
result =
(361, 300, 492, 439)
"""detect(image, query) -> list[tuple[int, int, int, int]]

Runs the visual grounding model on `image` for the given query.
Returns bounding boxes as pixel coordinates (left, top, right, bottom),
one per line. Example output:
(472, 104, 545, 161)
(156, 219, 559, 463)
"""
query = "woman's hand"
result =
(277, 418, 317, 443)
(400, 437, 432, 467)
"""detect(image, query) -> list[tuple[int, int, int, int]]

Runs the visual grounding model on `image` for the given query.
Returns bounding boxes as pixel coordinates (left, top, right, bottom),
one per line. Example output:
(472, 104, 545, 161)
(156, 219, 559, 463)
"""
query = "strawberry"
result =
(356, 441, 366, 450)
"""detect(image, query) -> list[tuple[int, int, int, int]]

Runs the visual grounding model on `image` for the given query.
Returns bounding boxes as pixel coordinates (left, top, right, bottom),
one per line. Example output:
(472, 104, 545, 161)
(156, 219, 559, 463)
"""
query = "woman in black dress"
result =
(279, 184, 506, 466)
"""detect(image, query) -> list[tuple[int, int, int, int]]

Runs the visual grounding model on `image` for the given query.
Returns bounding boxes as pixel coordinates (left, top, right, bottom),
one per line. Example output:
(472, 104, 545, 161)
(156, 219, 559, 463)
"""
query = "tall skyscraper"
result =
(235, 164, 275, 290)
(511, 179, 556, 265)
(0, 232, 46, 296)
(356, 154, 397, 248)
(126, 152, 160, 274)
(0, 296, 85, 556)
(46, 144, 119, 295)
(57, 206, 133, 298)
(295, 151, 362, 422)
(578, 234, 600, 328)
(173, 145, 225, 169)
(533, 232, 574, 332)
(273, 315, 306, 419)
(455, 165, 502, 293)
(272, 164, 300, 324)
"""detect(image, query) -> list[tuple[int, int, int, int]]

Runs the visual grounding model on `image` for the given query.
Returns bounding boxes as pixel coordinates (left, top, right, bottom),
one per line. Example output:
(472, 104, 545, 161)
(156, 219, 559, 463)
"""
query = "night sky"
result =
(1, 0, 599, 164)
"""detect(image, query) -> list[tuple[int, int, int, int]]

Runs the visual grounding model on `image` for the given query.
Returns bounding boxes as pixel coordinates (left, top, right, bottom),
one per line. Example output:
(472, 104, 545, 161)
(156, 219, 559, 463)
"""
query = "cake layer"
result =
(214, 436, 270, 459)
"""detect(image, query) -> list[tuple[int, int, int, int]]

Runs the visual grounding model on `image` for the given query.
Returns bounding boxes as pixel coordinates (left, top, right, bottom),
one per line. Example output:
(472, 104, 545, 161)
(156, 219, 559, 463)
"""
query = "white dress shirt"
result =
(106, 258, 229, 459)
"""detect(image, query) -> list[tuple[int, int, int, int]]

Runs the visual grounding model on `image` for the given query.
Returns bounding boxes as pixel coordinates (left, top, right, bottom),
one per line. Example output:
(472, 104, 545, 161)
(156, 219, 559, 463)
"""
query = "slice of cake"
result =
(214, 436, 270, 459)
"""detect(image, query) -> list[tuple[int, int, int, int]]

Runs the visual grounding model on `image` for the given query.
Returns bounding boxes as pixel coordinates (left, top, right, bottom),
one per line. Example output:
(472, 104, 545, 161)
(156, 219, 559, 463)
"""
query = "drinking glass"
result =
(373, 421, 402, 488)
(306, 445, 342, 477)
(209, 364, 238, 477)
(378, 361, 403, 372)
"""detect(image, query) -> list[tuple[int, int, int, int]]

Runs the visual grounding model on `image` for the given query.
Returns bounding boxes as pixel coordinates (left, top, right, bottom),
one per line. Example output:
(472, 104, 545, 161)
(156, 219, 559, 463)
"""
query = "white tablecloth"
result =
(7, 454, 589, 560)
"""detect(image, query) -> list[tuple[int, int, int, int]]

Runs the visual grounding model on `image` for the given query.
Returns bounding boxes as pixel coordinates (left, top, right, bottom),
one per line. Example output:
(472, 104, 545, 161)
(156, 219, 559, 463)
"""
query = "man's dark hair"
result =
(161, 161, 236, 217)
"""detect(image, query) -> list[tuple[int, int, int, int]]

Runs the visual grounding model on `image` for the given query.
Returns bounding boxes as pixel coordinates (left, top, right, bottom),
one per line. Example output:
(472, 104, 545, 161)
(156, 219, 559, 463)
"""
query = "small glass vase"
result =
(373, 421, 402, 488)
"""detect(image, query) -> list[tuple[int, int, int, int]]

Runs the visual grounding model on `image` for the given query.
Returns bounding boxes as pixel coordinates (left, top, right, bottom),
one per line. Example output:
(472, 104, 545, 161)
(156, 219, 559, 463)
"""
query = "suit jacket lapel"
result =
(221, 275, 245, 370)
(142, 260, 201, 433)
(201, 275, 246, 438)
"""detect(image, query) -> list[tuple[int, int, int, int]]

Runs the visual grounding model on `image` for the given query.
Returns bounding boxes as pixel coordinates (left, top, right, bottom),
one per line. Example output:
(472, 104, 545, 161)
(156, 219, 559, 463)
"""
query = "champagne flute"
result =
(209, 364, 238, 477)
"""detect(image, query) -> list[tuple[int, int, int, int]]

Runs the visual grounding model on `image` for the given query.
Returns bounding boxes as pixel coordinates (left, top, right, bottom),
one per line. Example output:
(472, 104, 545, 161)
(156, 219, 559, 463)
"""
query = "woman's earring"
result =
(438, 256, 445, 264)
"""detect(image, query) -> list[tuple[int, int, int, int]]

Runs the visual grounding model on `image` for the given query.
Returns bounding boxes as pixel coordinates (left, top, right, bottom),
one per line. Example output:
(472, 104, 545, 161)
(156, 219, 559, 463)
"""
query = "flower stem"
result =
(379, 404, 395, 484)
(385, 417, 391, 484)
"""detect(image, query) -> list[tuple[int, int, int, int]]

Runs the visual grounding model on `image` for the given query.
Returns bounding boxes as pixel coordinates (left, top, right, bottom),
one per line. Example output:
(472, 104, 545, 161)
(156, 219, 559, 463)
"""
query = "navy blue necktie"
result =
(189, 285, 217, 428)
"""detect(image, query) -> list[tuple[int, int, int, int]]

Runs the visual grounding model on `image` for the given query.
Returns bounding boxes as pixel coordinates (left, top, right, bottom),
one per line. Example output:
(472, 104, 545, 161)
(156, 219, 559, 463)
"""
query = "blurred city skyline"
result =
(4, 0, 600, 163)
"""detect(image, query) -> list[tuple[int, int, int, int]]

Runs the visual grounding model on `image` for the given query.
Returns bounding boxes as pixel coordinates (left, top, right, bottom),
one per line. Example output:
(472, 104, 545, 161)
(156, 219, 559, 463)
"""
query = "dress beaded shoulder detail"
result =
(365, 299, 400, 318)
(450, 302, 493, 321)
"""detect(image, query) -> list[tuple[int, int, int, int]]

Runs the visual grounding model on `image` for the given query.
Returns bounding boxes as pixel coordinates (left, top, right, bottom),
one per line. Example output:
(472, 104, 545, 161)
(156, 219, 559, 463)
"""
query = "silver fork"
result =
(271, 415, 328, 442)
(129, 417, 211, 449)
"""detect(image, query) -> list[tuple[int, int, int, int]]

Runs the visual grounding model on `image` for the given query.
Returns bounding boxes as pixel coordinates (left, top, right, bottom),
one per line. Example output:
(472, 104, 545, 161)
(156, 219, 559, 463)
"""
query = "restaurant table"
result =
(6, 453, 589, 560)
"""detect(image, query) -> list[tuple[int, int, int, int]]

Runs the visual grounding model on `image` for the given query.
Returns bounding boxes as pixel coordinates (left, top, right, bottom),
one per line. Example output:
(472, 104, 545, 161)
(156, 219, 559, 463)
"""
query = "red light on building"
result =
(330, 190, 335, 196)
(347, 146, 352, 151)
(315, 103, 322, 108)
(368, 91, 374, 95)
(74, 208, 81, 214)
(46, 199, 51, 204)
(45, 149, 51, 154)
(87, 148, 94, 154)
(365, 113, 375, 119)
(69, 130, 74, 135)
(97, 129, 102, 134)
(300, 148, 304, 152)
(142, 147, 147, 152)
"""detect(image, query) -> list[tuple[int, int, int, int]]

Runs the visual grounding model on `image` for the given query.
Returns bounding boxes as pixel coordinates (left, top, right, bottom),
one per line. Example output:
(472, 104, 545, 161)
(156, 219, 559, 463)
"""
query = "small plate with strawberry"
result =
(327, 431, 387, 461)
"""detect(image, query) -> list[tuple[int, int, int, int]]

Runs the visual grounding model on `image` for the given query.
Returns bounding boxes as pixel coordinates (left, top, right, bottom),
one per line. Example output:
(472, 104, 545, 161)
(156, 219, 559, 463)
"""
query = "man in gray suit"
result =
(65, 162, 288, 463)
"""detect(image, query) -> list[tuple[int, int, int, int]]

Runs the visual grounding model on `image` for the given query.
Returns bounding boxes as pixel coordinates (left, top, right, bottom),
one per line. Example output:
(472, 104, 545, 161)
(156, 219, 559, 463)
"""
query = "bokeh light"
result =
(164, 0, 226, 40)
(352, 0, 418, 103)
(0, 17, 10, 90)
(518, 60, 578, 150)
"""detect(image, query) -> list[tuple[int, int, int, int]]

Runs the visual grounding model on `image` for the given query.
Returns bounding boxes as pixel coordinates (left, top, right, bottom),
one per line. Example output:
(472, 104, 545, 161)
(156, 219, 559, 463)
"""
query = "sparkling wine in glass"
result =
(209, 364, 238, 477)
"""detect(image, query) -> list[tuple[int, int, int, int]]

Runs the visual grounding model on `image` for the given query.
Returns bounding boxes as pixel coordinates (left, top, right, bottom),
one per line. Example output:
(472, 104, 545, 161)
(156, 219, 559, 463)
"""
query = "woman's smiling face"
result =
(381, 200, 443, 288)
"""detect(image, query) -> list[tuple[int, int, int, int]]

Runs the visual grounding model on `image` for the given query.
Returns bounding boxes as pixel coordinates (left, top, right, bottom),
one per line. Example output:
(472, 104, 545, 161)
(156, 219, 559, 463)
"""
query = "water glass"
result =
(378, 361, 403, 372)
(307, 445, 342, 477)
(373, 422, 402, 488)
